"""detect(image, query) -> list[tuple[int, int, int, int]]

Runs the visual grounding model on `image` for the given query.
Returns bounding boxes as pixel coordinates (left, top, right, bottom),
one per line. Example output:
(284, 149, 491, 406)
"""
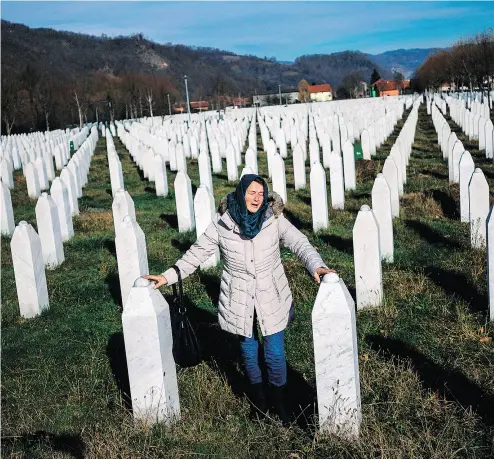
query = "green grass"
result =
(2, 104, 494, 458)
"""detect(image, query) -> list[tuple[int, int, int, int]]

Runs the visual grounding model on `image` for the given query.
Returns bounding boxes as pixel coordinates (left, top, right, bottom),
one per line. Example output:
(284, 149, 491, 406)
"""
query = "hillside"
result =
(369, 48, 444, 78)
(1, 20, 389, 98)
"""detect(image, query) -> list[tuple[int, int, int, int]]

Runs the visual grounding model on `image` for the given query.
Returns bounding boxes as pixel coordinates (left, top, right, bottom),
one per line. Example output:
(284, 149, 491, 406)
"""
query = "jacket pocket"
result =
(272, 274, 281, 303)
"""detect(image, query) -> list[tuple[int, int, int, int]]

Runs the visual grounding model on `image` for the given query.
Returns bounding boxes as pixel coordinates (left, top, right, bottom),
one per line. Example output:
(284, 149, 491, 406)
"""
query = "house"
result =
(308, 84, 333, 102)
(371, 79, 411, 97)
(190, 101, 209, 112)
(253, 89, 299, 107)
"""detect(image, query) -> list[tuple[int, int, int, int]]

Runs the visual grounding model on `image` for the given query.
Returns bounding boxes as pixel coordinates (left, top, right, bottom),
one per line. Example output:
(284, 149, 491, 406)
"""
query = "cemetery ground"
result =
(2, 105, 494, 458)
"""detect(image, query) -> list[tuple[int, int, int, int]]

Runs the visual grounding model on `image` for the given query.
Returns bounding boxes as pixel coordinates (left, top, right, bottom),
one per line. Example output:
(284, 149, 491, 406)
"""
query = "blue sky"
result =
(1, 1, 493, 61)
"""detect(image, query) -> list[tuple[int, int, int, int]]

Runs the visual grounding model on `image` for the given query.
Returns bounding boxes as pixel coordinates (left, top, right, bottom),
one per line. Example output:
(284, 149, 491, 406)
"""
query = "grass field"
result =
(2, 104, 494, 458)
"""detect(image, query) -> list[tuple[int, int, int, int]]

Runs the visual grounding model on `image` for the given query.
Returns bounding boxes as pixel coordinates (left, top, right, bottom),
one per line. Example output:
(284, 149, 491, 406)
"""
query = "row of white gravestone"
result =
(8, 129, 99, 319)
(431, 100, 491, 249)
(122, 271, 361, 438)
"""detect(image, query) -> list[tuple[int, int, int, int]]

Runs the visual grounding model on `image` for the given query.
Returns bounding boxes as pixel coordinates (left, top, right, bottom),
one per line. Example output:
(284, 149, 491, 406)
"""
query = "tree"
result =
(340, 71, 365, 99)
(370, 68, 381, 85)
(298, 79, 309, 103)
(1, 75, 19, 135)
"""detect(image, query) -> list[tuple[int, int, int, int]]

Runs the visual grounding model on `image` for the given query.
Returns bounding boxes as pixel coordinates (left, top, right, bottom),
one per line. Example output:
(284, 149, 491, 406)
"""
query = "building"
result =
(190, 101, 209, 112)
(371, 79, 411, 97)
(308, 84, 333, 102)
(253, 89, 299, 107)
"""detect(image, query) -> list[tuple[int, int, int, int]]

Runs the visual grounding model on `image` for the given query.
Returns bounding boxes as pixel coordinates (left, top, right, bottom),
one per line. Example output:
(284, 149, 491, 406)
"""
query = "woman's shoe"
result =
(269, 383, 291, 425)
(249, 382, 268, 417)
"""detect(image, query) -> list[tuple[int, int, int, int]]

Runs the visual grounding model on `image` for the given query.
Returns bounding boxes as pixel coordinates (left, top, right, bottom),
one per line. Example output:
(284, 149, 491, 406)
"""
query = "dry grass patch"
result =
(75, 211, 114, 233)
(402, 192, 444, 219)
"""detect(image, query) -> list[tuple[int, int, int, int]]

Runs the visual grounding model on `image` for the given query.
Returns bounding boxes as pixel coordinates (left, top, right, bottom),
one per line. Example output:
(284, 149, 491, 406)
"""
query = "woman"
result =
(144, 174, 334, 423)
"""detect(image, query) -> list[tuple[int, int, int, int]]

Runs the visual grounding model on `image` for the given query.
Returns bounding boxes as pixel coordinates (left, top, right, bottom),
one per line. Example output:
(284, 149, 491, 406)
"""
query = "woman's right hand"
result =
(142, 274, 168, 289)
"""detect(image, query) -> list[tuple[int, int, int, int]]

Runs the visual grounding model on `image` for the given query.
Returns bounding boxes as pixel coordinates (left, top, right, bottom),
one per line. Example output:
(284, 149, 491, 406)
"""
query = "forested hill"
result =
(1, 20, 390, 97)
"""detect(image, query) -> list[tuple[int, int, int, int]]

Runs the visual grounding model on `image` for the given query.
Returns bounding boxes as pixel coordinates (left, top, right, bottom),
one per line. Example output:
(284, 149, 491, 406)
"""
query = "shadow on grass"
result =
(284, 209, 312, 232)
(319, 234, 354, 254)
(106, 333, 132, 411)
(419, 169, 448, 180)
(423, 266, 487, 315)
(171, 238, 194, 253)
(160, 213, 178, 230)
(2, 431, 85, 459)
(105, 272, 122, 309)
(144, 186, 156, 194)
(367, 335, 494, 427)
(405, 220, 462, 249)
(427, 189, 459, 219)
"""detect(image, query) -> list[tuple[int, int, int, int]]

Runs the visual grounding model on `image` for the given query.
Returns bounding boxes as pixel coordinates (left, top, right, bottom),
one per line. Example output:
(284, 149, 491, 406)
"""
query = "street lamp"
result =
(184, 75, 191, 125)
(278, 84, 282, 106)
(167, 94, 171, 116)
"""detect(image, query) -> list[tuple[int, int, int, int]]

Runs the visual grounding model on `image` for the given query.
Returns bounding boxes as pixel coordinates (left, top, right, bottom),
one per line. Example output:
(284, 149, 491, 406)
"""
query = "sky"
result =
(1, 1, 493, 61)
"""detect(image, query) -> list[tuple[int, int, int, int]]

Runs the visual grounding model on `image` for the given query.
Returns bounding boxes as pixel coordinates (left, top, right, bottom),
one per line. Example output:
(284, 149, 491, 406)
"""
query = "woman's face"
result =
(245, 181, 264, 213)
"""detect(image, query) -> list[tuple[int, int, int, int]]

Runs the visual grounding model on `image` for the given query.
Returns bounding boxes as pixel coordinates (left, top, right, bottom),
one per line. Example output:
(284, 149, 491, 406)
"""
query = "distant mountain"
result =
(368, 48, 444, 78)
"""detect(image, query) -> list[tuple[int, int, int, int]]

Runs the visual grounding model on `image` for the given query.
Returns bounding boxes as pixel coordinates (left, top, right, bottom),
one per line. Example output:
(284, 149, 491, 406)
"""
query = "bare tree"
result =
(146, 87, 154, 117)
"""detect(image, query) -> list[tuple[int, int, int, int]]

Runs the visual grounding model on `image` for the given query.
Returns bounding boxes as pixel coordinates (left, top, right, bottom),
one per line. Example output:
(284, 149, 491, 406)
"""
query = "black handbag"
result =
(169, 265, 202, 368)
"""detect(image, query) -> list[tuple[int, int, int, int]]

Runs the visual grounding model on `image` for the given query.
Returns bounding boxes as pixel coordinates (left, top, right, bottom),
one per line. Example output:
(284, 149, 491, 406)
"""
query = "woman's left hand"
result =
(313, 267, 336, 284)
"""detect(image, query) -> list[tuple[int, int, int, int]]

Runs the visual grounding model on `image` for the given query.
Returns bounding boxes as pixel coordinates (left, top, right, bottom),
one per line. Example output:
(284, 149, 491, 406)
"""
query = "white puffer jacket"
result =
(163, 192, 328, 337)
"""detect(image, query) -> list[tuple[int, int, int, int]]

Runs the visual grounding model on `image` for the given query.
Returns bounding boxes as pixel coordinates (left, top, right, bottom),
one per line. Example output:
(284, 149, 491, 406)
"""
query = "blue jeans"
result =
(239, 326, 287, 387)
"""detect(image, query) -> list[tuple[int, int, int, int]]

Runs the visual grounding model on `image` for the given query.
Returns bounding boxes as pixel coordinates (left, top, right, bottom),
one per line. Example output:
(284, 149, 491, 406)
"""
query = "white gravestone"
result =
(198, 151, 214, 193)
(122, 277, 181, 425)
(35, 193, 65, 268)
(115, 215, 149, 306)
(34, 157, 49, 191)
(329, 152, 345, 210)
(1, 159, 14, 189)
(153, 155, 169, 197)
(24, 162, 41, 199)
(361, 130, 371, 160)
(245, 147, 258, 175)
(44, 151, 56, 182)
(469, 168, 489, 249)
(1, 181, 15, 236)
(108, 156, 125, 197)
(342, 141, 356, 191)
(11, 221, 49, 318)
(312, 273, 361, 439)
(68, 161, 82, 198)
(112, 189, 136, 235)
(382, 158, 400, 218)
(271, 154, 287, 204)
(353, 205, 383, 309)
(310, 162, 329, 231)
(50, 178, 74, 242)
(60, 167, 79, 216)
(194, 185, 220, 269)
(487, 206, 494, 322)
(459, 151, 475, 223)
(371, 174, 394, 263)
(226, 144, 238, 182)
(174, 172, 196, 233)
(293, 144, 306, 190)
(485, 120, 494, 159)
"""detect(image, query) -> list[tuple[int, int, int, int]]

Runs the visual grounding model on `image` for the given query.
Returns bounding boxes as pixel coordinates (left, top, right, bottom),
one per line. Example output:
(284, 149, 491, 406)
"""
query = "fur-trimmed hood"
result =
(217, 191, 284, 218)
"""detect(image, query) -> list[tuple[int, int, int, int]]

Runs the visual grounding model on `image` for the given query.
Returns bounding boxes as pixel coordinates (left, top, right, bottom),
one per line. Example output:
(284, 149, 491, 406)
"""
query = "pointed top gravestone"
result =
(24, 162, 41, 200)
(469, 168, 489, 249)
(226, 143, 238, 182)
(459, 151, 475, 223)
(174, 172, 196, 233)
(122, 277, 181, 425)
(35, 192, 65, 268)
(312, 273, 361, 438)
(1, 181, 15, 236)
(353, 205, 383, 309)
(50, 177, 74, 242)
(153, 155, 169, 197)
(271, 154, 287, 204)
(382, 158, 400, 218)
(115, 215, 149, 307)
(371, 174, 394, 263)
(293, 143, 306, 191)
(342, 141, 356, 191)
(112, 189, 136, 235)
(329, 151, 344, 210)
(310, 162, 329, 231)
(194, 185, 220, 270)
(11, 221, 49, 318)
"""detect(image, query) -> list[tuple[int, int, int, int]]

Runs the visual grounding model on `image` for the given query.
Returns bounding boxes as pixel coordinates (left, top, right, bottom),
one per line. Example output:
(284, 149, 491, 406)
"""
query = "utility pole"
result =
(167, 94, 172, 116)
(184, 75, 191, 125)
(279, 84, 282, 106)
